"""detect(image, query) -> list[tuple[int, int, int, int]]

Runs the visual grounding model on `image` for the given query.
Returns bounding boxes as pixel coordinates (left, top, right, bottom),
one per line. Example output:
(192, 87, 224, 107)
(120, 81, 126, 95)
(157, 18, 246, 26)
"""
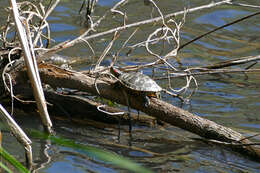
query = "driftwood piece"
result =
(9, 62, 260, 160)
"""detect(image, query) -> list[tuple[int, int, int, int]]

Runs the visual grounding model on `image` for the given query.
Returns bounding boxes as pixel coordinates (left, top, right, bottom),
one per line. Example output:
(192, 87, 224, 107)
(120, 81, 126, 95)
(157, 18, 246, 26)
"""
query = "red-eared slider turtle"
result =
(110, 66, 162, 139)
(110, 67, 162, 106)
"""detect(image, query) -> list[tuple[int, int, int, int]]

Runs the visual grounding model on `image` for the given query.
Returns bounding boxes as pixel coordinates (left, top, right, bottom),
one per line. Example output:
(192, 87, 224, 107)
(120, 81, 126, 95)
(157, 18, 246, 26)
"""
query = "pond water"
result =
(1, 0, 260, 172)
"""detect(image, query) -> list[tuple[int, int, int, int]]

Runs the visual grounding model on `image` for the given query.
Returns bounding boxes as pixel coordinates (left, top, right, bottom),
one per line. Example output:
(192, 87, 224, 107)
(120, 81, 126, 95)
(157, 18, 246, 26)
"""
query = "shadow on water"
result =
(1, 0, 260, 172)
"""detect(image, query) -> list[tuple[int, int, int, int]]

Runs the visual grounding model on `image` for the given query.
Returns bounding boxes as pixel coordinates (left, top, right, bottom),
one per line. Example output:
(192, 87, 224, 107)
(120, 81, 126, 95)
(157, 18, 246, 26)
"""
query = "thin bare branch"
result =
(179, 10, 260, 51)
(44, 0, 231, 55)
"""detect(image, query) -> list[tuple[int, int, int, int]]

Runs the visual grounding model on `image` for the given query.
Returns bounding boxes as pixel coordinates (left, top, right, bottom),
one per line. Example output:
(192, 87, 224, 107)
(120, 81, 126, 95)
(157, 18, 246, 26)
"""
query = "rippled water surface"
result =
(1, 0, 260, 172)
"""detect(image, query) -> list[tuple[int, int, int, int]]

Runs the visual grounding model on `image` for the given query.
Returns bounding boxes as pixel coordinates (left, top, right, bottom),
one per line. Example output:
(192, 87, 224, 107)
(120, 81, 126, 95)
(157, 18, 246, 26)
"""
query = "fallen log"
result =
(9, 62, 260, 160)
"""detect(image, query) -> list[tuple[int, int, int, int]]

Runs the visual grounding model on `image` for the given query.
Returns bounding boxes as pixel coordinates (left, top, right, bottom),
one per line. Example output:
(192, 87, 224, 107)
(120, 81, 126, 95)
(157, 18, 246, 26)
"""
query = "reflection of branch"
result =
(34, 140, 52, 172)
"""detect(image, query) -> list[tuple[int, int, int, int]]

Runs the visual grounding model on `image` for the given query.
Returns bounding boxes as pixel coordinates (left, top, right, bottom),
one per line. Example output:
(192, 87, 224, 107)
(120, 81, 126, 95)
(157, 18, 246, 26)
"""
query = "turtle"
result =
(110, 66, 162, 106)
(110, 66, 162, 140)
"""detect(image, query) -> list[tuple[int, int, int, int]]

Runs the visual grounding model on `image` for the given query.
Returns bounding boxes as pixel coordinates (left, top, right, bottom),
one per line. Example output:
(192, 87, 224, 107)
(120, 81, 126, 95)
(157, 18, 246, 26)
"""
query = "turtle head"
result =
(110, 66, 122, 77)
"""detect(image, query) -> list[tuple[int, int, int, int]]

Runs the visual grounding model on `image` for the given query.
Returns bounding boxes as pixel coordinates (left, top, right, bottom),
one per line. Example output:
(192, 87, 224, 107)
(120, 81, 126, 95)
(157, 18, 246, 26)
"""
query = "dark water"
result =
(1, 0, 260, 172)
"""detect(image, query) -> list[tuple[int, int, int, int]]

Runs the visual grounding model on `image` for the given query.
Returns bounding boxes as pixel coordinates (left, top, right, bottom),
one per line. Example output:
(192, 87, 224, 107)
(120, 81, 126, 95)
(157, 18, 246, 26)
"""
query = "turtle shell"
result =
(118, 71, 162, 93)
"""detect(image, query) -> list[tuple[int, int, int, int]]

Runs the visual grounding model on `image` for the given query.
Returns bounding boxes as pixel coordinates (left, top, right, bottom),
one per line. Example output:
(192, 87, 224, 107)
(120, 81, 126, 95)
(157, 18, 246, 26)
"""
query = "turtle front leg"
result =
(143, 92, 160, 107)
(122, 90, 133, 144)
(143, 95, 150, 107)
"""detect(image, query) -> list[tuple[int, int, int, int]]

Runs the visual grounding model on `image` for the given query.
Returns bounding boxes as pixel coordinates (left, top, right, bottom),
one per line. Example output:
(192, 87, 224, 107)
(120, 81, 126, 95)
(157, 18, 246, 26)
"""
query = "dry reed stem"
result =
(9, 0, 53, 134)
